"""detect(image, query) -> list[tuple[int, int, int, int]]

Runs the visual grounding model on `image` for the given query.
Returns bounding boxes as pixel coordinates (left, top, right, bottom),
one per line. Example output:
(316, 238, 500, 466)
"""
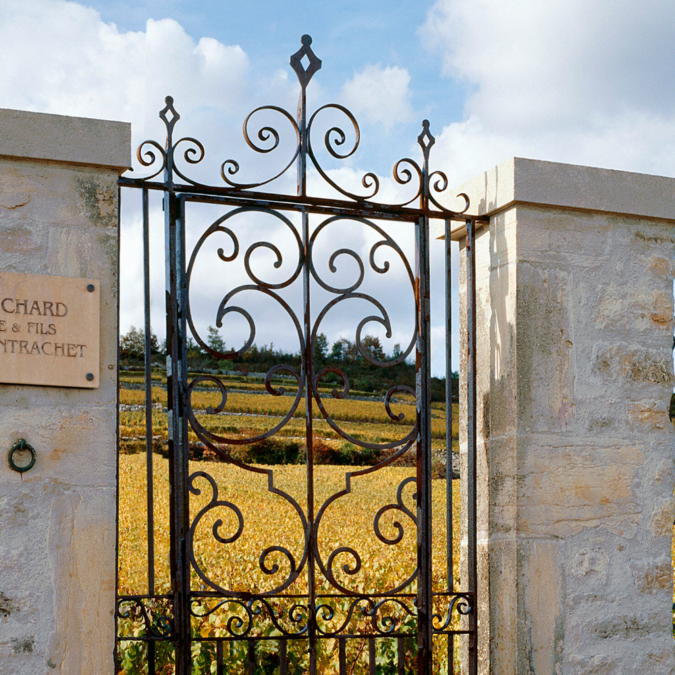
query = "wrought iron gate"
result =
(116, 36, 479, 674)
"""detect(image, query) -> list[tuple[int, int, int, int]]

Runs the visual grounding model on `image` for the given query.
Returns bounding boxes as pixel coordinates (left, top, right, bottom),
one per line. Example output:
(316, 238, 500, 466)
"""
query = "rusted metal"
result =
(416, 120, 434, 675)
(445, 217, 455, 673)
(116, 34, 480, 674)
(142, 187, 156, 675)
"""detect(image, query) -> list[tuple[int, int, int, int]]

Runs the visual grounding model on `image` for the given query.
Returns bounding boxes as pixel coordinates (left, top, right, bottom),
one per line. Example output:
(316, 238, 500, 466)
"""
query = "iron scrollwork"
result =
(431, 593, 475, 634)
(119, 33, 476, 673)
(126, 33, 470, 217)
(116, 596, 174, 641)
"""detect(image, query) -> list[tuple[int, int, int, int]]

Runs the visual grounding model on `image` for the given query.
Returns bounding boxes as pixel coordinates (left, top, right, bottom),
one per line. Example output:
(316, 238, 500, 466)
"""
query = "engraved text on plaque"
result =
(0, 272, 100, 388)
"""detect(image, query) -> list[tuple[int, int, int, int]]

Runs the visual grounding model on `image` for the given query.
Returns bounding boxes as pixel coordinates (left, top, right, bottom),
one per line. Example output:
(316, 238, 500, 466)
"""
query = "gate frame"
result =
(116, 35, 482, 675)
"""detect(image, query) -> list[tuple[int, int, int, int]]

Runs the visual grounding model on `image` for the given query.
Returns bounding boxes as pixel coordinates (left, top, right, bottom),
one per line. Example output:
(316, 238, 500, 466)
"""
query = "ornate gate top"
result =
(123, 35, 471, 219)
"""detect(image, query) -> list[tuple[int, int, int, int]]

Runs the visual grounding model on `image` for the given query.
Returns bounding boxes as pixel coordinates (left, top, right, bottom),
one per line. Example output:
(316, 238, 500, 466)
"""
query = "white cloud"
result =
(421, 0, 675, 182)
(0, 0, 422, 365)
(0, 0, 251, 146)
(339, 64, 414, 132)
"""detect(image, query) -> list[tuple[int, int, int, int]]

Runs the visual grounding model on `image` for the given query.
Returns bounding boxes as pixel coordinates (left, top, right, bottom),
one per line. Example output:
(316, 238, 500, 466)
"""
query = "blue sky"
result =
(83, 0, 467, 119)
(77, 0, 471, 186)
(2, 0, 675, 376)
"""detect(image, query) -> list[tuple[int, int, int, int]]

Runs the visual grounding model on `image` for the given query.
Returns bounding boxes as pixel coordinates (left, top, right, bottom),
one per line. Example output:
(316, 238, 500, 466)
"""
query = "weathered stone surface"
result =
(0, 107, 131, 170)
(519, 441, 643, 538)
(450, 158, 675, 674)
(0, 108, 126, 674)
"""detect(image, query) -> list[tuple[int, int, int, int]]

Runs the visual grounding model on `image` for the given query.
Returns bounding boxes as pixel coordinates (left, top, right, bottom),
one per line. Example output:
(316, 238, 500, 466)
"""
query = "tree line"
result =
(120, 325, 458, 402)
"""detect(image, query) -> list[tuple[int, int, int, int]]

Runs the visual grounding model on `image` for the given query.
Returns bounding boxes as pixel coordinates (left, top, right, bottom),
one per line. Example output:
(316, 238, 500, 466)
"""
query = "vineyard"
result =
(119, 373, 457, 466)
(117, 373, 462, 673)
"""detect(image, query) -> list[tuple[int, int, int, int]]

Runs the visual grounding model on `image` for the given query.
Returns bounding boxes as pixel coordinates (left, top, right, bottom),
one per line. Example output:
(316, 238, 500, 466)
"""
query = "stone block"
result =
(0, 107, 131, 170)
(449, 158, 675, 674)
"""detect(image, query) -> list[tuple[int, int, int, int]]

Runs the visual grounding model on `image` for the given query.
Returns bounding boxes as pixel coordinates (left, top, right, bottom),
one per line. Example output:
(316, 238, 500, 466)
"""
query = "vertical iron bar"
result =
(368, 637, 376, 675)
(416, 211, 433, 674)
(162, 101, 192, 675)
(466, 218, 478, 675)
(416, 122, 433, 675)
(296, 41, 316, 674)
(143, 187, 157, 675)
(165, 190, 190, 675)
(448, 634, 455, 675)
(339, 638, 347, 674)
(444, 218, 453, 593)
(216, 641, 223, 675)
(114, 185, 122, 674)
(444, 218, 454, 675)
(302, 207, 317, 675)
(248, 640, 256, 675)
(143, 187, 156, 597)
(397, 637, 405, 675)
(297, 57, 307, 197)
(280, 640, 288, 675)
(148, 641, 156, 675)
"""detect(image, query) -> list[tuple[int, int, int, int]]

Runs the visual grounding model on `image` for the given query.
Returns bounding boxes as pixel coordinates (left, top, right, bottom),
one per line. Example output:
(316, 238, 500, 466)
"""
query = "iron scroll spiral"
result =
(187, 468, 309, 597)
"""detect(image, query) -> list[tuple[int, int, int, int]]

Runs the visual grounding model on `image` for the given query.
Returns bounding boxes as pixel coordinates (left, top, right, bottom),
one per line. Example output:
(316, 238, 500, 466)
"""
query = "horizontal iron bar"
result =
(191, 633, 417, 641)
(117, 636, 176, 642)
(189, 592, 419, 599)
(118, 177, 488, 224)
(186, 591, 469, 600)
(118, 629, 473, 644)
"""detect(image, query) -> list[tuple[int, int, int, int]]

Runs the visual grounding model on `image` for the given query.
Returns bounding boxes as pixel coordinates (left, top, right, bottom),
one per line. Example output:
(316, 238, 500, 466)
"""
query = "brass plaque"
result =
(0, 272, 100, 389)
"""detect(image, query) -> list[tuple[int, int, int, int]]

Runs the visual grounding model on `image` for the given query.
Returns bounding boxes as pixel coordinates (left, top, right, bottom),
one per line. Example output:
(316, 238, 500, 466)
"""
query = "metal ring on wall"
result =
(8, 439, 36, 473)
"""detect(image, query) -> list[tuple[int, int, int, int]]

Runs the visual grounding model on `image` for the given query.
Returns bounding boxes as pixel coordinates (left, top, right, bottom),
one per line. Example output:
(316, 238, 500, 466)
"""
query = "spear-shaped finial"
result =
(290, 35, 322, 89)
(417, 119, 435, 165)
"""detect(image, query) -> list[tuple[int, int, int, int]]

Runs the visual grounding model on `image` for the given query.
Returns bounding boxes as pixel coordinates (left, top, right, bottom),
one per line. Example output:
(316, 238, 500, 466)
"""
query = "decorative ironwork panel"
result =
(116, 35, 480, 675)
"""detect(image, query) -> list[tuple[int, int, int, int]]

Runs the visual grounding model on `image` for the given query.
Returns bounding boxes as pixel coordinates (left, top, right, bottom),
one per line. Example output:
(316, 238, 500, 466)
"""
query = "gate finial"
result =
(159, 96, 180, 139)
(290, 34, 322, 88)
(417, 120, 435, 164)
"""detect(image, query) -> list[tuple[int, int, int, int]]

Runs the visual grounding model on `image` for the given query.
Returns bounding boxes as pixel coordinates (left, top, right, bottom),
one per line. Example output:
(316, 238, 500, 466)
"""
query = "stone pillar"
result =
(446, 158, 675, 674)
(0, 109, 130, 674)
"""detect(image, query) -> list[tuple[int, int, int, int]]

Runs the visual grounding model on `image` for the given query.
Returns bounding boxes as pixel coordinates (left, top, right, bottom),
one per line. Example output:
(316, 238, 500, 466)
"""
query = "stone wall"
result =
(447, 158, 675, 674)
(0, 109, 129, 674)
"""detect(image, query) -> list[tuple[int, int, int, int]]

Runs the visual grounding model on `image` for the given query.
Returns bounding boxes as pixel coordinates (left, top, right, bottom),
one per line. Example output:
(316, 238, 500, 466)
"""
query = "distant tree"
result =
(186, 337, 202, 360)
(330, 339, 344, 362)
(242, 343, 258, 362)
(120, 326, 159, 357)
(329, 338, 359, 363)
(392, 343, 403, 359)
(206, 325, 226, 354)
(361, 335, 385, 362)
(314, 333, 328, 363)
(342, 338, 360, 363)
